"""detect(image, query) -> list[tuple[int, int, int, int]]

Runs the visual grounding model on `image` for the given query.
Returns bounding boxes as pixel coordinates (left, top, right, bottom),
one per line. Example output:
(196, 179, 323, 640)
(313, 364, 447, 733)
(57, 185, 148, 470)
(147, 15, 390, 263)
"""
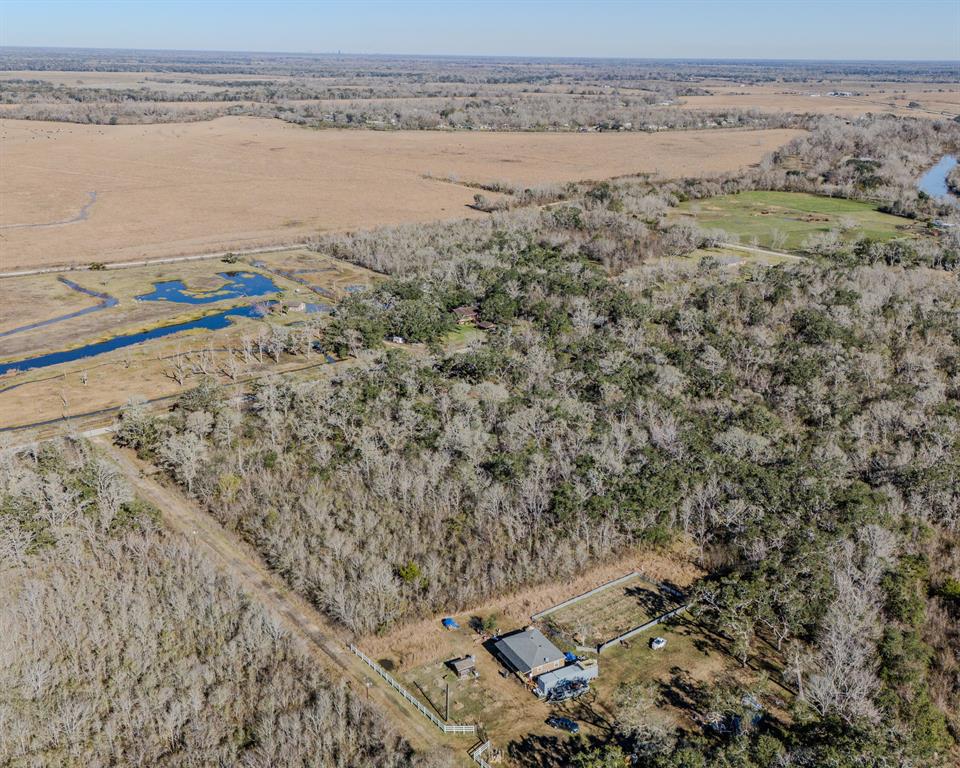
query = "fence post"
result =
(348, 644, 476, 735)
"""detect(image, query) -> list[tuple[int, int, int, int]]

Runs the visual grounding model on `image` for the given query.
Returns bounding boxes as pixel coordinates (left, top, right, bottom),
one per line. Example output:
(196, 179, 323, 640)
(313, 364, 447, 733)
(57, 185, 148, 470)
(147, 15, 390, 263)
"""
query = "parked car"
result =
(547, 679, 589, 702)
(546, 716, 580, 734)
(650, 637, 667, 650)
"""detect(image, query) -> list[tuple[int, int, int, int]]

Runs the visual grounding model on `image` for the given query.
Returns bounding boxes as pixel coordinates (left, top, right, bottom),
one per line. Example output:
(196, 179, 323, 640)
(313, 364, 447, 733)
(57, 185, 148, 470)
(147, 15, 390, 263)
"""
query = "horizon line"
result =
(0, 44, 957, 65)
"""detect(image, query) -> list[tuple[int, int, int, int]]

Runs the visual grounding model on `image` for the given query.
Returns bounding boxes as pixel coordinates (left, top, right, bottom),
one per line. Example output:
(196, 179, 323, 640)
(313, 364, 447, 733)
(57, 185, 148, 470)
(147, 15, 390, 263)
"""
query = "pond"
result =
(0, 304, 267, 377)
(136, 271, 278, 304)
(917, 155, 958, 201)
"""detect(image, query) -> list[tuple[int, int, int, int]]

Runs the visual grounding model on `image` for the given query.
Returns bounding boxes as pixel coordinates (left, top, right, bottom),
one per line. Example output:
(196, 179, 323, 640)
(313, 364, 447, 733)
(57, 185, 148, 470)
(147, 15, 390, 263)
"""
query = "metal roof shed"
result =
(493, 627, 566, 678)
(535, 659, 599, 696)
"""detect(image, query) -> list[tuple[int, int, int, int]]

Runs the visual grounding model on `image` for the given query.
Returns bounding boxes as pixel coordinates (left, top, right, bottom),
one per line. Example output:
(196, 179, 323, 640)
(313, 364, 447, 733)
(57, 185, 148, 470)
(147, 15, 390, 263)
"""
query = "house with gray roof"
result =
(493, 627, 565, 679)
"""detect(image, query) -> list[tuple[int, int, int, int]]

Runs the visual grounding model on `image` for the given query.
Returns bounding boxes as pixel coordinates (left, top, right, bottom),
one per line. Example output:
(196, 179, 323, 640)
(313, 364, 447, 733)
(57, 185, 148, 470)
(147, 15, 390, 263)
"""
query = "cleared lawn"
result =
(674, 191, 915, 250)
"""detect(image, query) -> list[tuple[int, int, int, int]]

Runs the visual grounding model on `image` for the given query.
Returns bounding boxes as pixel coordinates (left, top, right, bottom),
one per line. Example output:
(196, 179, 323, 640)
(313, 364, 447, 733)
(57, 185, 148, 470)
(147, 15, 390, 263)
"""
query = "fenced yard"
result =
(402, 658, 498, 725)
(540, 572, 685, 650)
(348, 645, 476, 735)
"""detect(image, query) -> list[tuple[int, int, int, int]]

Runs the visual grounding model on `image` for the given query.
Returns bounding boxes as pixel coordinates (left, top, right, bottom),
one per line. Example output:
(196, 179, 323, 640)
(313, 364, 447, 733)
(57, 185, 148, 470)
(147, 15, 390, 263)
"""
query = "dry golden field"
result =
(678, 80, 960, 119)
(0, 117, 802, 270)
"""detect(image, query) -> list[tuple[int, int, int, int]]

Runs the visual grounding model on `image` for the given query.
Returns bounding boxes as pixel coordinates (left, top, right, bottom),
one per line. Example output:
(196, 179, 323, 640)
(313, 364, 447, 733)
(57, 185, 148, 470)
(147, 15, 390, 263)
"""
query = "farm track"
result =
(0, 243, 301, 279)
(93, 435, 462, 760)
(718, 241, 809, 262)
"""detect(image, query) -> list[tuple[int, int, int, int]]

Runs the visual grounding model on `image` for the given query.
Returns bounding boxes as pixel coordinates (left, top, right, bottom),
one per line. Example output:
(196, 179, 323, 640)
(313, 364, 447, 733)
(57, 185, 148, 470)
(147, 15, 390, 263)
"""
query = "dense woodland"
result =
(0, 442, 417, 768)
(2, 52, 959, 762)
(102, 114, 960, 766)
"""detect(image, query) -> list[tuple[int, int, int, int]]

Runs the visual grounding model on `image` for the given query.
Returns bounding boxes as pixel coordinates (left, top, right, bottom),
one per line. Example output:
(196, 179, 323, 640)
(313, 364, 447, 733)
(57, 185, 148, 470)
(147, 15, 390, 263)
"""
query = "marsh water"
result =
(0, 304, 267, 377)
(136, 271, 278, 304)
(918, 155, 958, 201)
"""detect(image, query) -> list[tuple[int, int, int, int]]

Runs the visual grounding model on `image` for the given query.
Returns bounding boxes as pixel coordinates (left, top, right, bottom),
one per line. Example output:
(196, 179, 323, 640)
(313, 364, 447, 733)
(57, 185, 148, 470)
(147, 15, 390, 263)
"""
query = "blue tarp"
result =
(564, 652, 577, 662)
(442, 617, 460, 630)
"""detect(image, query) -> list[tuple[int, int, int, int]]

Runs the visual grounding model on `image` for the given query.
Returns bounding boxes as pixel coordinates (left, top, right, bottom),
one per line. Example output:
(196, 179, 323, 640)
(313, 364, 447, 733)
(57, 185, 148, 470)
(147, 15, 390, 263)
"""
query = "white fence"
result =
(471, 740, 493, 768)
(348, 644, 477, 735)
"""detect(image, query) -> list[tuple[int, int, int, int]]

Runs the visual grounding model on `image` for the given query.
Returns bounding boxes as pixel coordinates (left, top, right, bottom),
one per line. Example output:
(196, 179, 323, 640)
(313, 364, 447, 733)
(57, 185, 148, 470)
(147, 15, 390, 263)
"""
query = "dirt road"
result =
(719, 241, 808, 262)
(93, 435, 466, 761)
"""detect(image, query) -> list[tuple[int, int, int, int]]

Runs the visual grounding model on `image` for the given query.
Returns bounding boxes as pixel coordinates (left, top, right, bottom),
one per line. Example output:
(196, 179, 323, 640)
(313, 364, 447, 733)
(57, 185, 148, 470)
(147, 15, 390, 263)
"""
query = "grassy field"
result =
(674, 191, 915, 250)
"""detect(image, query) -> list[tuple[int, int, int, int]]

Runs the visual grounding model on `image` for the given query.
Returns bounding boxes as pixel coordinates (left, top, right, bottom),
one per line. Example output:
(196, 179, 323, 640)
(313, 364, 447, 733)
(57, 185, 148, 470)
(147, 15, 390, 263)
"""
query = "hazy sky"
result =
(1, 0, 958, 60)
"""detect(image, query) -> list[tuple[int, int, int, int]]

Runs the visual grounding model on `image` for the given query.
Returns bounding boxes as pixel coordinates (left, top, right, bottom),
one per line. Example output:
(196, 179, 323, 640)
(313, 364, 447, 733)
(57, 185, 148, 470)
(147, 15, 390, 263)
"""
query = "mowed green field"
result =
(675, 191, 914, 250)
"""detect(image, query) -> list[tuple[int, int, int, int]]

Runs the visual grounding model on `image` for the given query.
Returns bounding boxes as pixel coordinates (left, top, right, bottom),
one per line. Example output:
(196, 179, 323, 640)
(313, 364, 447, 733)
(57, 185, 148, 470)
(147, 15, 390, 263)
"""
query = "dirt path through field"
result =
(0, 190, 98, 230)
(94, 436, 467, 762)
(718, 241, 809, 264)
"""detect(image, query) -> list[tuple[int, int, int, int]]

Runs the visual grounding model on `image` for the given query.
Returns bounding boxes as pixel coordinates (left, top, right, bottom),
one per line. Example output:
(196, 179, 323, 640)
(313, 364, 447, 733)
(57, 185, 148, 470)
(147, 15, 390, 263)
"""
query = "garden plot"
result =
(542, 573, 683, 650)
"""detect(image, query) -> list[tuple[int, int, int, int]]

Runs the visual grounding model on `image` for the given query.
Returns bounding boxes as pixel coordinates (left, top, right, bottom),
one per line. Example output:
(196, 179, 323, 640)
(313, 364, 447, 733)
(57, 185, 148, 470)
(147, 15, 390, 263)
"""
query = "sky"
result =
(1, 0, 958, 61)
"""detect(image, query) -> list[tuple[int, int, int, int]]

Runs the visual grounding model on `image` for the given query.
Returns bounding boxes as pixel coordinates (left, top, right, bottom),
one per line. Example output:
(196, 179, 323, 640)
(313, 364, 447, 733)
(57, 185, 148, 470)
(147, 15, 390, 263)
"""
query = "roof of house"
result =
(452, 305, 478, 318)
(494, 628, 564, 674)
(535, 659, 599, 689)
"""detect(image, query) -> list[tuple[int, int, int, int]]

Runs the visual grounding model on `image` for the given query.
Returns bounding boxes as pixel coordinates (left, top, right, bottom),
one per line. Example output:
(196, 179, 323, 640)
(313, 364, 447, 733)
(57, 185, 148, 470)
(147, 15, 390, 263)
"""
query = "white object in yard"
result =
(650, 637, 666, 650)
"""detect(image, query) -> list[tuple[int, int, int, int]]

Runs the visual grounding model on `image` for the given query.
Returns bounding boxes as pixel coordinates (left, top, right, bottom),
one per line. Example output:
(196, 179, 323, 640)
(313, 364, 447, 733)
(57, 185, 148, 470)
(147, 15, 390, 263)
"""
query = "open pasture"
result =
(0, 117, 802, 270)
(674, 190, 916, 250)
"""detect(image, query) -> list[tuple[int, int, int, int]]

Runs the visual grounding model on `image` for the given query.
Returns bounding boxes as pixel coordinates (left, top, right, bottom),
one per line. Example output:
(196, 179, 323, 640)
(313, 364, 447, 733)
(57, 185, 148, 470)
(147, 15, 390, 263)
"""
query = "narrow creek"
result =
(0, 304, 267, 377)
(0, 270, 282, 375)
(0, 277, 118, 340)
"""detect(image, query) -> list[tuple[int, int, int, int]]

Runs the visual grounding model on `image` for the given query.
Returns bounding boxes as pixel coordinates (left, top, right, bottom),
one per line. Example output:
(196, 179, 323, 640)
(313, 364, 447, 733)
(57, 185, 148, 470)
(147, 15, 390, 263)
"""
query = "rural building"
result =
(493, 627, 565, 678)
(452, 306, 478, 325)
(447, 655, 476, 679)
(534, 659, 599, 697)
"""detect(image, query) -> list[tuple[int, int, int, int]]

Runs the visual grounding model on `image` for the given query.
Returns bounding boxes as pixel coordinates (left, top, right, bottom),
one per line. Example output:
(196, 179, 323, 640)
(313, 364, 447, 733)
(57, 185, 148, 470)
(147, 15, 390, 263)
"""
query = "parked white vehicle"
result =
(650, 637, 667, 650)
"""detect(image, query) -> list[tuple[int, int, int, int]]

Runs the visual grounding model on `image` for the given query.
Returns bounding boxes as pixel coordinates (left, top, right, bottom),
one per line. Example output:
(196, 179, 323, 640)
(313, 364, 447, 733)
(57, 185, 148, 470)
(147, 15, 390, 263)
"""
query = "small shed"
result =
(452, 306, 479, 325)
(535, 659, 599, 697)
(447, 655, 476, 679)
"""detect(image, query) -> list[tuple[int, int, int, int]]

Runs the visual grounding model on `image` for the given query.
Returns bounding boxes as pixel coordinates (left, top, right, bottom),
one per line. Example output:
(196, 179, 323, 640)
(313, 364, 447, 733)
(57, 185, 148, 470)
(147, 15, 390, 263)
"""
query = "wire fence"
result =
(348, 644, 477, 735)
(597, 603, 692, 653)
(531, 571, 642, 620)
